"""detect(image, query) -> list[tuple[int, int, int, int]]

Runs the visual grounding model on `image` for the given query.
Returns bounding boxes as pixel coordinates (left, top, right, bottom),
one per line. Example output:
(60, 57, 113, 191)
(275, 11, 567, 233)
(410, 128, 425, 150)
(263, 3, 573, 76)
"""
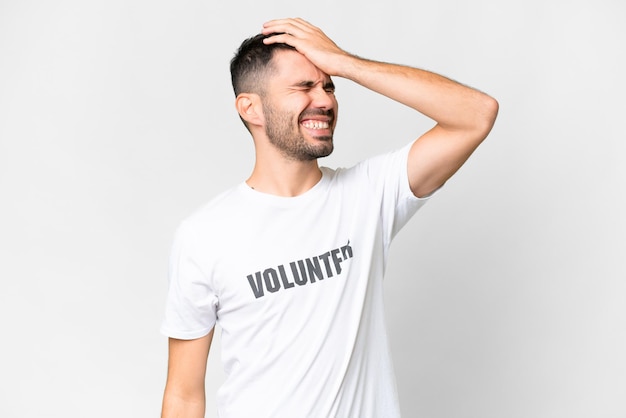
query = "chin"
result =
(314, 144, 334, 159)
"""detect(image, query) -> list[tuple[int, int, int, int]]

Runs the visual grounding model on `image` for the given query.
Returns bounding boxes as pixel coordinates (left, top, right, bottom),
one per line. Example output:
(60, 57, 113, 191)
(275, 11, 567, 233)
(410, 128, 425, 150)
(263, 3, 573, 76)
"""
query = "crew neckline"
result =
(238, 168, 331, 208)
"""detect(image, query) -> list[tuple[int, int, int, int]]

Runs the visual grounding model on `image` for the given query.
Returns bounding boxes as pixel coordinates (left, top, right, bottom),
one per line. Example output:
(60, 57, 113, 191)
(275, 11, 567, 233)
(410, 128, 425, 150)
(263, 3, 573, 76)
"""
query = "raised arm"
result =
(161, 330, 214, 418)
(262, 18, 498, 197)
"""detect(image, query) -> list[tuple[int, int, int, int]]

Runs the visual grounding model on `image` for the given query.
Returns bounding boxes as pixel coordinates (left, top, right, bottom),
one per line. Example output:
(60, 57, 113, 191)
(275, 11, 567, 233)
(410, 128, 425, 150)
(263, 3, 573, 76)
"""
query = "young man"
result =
(161, 18, 498, 418)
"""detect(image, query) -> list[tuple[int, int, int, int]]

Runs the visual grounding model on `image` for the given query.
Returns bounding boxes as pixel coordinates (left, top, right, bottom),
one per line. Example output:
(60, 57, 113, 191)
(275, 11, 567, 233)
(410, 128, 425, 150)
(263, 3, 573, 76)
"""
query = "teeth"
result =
(301, 120, 329, 130)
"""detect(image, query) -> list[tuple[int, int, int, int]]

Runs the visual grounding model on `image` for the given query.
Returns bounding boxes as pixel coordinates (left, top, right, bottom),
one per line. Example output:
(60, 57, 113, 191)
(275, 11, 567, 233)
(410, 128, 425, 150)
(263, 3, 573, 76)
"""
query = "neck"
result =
(246, 156, 322, 197)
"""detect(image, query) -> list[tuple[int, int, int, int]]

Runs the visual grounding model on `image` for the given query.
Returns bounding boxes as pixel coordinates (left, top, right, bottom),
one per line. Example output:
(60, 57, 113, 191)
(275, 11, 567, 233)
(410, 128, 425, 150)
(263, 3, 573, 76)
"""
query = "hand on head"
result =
(261, 18, 351, 77)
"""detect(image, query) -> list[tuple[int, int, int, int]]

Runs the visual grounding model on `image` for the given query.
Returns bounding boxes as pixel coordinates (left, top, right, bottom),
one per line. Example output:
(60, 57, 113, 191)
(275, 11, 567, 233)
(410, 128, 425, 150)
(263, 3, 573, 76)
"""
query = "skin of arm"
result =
(161, 329, 214, 418)
(262, 18, 499, 197)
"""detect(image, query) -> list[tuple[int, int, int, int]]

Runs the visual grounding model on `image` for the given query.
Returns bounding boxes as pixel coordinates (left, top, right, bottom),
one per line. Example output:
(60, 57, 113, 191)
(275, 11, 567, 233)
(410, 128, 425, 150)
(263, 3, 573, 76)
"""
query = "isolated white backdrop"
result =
(1, 0, 624, 417)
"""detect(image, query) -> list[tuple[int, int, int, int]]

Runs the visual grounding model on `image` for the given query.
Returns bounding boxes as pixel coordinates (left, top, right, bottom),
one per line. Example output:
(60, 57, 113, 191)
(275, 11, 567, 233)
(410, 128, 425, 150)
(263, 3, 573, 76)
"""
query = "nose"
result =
(310, 85, 335, 110)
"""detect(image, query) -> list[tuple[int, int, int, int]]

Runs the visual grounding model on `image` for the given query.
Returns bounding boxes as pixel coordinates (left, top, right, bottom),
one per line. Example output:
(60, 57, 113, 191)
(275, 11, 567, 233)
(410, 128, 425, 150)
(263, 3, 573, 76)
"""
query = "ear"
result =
(235, 93, 264, 128)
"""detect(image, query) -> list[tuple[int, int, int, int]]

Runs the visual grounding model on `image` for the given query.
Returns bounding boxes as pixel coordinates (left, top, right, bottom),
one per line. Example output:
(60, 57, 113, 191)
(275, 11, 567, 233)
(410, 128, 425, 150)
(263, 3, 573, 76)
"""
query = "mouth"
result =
(299, 109, 335, 137)
(300, 119, 331, 130)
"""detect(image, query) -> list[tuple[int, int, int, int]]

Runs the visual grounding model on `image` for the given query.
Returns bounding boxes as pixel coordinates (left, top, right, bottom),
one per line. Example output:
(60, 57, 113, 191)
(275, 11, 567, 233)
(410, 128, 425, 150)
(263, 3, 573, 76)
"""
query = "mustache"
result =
(299, 108, 335, 120)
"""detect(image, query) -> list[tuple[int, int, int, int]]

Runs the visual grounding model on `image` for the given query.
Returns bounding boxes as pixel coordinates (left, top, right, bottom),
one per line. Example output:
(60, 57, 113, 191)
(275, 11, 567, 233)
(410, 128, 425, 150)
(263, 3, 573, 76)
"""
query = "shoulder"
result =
(175, 183, 247, 242)
(188, 184, 245, 220)
(322, 143, 413, 187)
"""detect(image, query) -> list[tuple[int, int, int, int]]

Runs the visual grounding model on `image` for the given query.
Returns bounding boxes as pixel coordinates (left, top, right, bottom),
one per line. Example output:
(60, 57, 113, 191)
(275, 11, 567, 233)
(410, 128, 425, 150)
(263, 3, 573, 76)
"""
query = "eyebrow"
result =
(293, 80, 336, 90)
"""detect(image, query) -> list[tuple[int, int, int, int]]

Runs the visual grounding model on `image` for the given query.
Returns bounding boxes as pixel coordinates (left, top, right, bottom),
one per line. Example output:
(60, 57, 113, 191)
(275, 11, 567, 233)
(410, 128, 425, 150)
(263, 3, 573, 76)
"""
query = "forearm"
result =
(338, 55, 498, 134)
(161, 334, 213, 418)
(161, 387, 205, 418)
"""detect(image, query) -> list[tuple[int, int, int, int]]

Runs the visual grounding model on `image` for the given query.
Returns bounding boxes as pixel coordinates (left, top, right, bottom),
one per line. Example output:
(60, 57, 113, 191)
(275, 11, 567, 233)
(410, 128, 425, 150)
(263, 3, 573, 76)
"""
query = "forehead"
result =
(268, 49, 330, 87)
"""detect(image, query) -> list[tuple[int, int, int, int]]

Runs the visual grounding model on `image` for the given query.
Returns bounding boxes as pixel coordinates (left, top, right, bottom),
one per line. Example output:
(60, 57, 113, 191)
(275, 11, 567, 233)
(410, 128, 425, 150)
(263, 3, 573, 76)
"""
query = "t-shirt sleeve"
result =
(368, 142, 440, 247)
(160, 222, 218, 340)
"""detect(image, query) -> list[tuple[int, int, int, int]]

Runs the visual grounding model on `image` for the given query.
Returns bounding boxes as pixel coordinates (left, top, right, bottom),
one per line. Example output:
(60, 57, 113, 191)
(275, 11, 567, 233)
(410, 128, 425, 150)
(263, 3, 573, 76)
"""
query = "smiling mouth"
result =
(299, 108, 334, 132)
(301, 120, 331, 130)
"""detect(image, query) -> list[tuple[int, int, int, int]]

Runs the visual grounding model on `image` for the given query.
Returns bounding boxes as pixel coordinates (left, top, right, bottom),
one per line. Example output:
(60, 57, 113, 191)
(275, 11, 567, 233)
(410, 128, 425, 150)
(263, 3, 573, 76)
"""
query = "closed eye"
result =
(292, 80, 335, 94)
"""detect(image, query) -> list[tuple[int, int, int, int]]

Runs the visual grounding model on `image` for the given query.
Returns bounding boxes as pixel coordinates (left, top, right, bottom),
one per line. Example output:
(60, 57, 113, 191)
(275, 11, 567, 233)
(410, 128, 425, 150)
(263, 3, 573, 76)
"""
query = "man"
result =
(161, 18, 498, 418)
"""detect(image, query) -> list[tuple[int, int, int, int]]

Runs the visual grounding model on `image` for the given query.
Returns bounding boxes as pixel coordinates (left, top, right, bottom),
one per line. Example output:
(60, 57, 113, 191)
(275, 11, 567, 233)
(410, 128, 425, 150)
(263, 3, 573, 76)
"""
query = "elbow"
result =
(473, 94, 499, 141)
(483, 95, 499, 131)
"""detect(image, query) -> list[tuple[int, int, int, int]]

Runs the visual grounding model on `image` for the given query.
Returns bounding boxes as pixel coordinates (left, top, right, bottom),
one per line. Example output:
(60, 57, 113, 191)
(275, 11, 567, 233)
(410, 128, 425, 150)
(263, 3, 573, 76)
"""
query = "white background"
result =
(1, 0, 624, 417)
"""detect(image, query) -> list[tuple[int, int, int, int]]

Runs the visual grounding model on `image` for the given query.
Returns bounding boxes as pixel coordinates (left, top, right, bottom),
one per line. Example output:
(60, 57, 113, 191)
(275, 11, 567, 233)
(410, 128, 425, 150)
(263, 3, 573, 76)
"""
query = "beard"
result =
(263, 101, 335, 162)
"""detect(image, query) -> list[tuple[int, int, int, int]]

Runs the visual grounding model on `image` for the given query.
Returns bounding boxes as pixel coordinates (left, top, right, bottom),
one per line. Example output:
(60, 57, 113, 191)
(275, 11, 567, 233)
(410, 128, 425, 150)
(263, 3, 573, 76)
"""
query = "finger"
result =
(261, 28, 302, 47)
(262, 18, 316, 36)
(262, 17, 308, 30)
(279, 17, 316, 31)
(261, 23, 299, 37)
(262, 33, 295, 46)
(262, 33, 308, 52)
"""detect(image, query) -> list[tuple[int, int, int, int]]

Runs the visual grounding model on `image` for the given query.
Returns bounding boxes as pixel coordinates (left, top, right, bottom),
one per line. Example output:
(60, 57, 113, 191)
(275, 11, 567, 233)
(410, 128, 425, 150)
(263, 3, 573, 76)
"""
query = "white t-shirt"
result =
(161, 143, 434, 417)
